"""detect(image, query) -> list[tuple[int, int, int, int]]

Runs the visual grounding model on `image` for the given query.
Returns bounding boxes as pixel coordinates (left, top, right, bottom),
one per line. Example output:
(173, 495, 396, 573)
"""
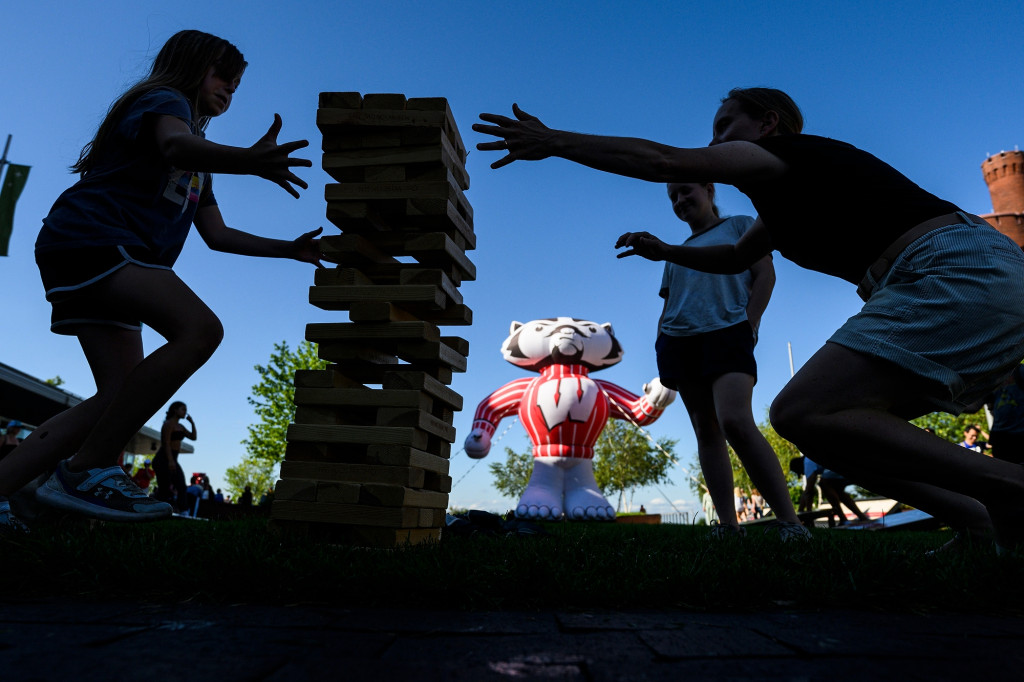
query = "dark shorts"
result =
(35, 245, 170, 335)
(655, 321, 757, 391)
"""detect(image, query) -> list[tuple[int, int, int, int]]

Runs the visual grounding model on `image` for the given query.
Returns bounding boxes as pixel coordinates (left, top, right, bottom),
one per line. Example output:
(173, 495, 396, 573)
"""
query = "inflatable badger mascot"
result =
(464, 317, 676, 520)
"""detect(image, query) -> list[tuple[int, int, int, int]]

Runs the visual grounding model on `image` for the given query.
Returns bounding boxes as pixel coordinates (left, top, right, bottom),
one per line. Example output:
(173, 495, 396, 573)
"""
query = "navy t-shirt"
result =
(738, 134, 959, 284)
(36, 88, 216, 267)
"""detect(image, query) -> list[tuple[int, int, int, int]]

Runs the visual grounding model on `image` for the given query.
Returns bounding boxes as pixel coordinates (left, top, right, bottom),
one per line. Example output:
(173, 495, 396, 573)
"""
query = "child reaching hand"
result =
(0, 30, 320, 529)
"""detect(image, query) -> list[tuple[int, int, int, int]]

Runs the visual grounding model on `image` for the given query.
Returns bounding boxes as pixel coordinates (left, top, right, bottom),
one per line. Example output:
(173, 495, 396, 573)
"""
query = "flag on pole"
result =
(0, 164, 30, 257)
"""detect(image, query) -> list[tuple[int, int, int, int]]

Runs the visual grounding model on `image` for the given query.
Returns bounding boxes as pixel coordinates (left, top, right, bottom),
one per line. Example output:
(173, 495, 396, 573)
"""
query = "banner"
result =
(0, 164, 31, 257)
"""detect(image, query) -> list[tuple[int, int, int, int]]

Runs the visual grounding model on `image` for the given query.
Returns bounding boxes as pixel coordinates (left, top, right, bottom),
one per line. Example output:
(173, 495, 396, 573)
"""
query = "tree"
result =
(242, 340, 327, 468)
(487, 441, 534, 499)
(232, 340, 327, 499)
(686, 410, 802, 504)
(592, 419, 677, 512)
(224, 458, 277, 501)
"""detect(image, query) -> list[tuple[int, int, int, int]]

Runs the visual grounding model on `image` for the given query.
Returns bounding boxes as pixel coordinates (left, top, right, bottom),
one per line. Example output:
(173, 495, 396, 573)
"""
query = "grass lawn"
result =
(1, 516, 1021, 614)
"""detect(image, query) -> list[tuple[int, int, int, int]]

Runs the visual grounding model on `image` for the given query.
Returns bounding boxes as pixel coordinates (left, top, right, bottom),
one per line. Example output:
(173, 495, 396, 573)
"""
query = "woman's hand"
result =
(615, 231, 669, 261)
(473, 104, 556, 169)
(291, 227, 326, 267)
(248, 114, 312, 198)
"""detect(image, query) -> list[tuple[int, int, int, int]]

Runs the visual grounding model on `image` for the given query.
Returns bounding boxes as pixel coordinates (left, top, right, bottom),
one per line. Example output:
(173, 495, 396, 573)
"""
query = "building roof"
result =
(0, 361, 192, 455)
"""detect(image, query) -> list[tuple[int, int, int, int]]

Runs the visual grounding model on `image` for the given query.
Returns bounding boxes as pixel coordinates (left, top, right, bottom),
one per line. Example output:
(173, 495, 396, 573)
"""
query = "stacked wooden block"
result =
(270, 92, 473, 546)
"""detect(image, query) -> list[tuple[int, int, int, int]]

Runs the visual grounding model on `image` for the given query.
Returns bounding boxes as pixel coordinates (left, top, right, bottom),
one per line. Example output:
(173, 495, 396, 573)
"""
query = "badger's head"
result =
(500, 317, 624, 372)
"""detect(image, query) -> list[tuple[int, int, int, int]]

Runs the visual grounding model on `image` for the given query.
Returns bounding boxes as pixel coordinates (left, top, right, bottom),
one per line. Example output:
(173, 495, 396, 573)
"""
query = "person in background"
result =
(131, 460, 156, 492)
(0, 421, 24, 462)
(986, 366, 1024, 464)
(957, 425, 992, 455)
(153, 401, 194, 511)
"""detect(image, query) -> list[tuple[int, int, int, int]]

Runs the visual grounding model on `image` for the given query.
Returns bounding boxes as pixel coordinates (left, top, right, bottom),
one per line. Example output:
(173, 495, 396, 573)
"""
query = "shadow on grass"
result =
(1, 517, 1021, 614)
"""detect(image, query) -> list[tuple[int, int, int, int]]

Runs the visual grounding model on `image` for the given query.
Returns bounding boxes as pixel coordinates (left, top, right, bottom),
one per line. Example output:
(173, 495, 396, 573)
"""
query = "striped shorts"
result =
(36, 245, 171, 335)
(830, 219, 1024, 414)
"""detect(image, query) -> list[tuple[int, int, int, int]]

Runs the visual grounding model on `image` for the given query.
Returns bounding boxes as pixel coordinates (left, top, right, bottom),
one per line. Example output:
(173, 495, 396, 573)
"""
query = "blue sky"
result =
(2, 1, 1022, 516)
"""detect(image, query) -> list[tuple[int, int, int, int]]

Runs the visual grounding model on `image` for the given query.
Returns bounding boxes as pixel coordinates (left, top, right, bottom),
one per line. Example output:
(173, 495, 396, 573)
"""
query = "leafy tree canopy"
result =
(242, 340, 327, 468)
(231, 340, 327, 499)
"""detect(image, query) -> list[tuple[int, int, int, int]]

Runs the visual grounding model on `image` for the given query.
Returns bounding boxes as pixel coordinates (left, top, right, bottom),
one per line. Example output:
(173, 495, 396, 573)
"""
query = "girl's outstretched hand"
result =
(615, 231, 668, 261)
(291, 226, 326, 267)
(473, 104, 555, 169)
(249, 114, 312, 198)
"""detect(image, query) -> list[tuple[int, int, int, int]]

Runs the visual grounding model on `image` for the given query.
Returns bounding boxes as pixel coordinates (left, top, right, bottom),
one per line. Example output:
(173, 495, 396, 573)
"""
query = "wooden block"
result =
(294, 368, 366, 390)
(440, 336, 470, 357)
(280, 460, 427, 488)
(271, 500, 433, 527)
(399, 269, 462, 305)
(324, 201, 392, 232)
(390, 233, 475, 280)
(325, 170, 466, 209)
(318, 234, 398, 266)
(322, 130, 403, 151)
(314, 268, 375, 286)
(317, 93, 465, 163)
(375, 408, 457, 442)
(361, 93, 408, 109)
(318, 92, 363, 109)
(417, 304, 473, 327)
(325, 197, 475, 250)
(315, 481, 362, 504)
(382, 370, 463, 409)
(305, 321, 441, 344)
(309, 284, 448, 312)
(287, 423, 428, 449)
(366, 444, 451, 472)
(316, 362, 393, 387)
(317, 107, 447, 132)
(348, 527, 442, 546)
(274, 478, 317, 502)
(321, 133, 468, 189)
(394, 338, 468, 372)
(293, 387, 432, 411)
(347, 301, 421, 323)
(405, 96, 467, 161)
(314, 340, 399, 366)
(420, 508, 447, 527)
(320, 232, 476, 283)
(424, 471, 453, 493)
(359, 484, 449, 509)
(294, 405, 366, 426)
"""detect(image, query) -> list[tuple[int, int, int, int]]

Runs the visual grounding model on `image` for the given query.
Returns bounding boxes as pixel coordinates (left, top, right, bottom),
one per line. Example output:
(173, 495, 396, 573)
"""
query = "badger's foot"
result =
(564, 484, 615, 521)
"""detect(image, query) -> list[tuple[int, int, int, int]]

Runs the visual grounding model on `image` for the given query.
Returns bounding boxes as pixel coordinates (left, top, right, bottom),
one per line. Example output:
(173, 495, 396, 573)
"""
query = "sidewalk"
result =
(2, 599, 1022, 680)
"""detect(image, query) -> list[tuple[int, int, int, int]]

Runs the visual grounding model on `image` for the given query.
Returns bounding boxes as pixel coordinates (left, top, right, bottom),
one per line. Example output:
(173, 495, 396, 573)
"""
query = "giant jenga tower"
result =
(270, 93, 473, 546)
(981, 150, 1024, 247)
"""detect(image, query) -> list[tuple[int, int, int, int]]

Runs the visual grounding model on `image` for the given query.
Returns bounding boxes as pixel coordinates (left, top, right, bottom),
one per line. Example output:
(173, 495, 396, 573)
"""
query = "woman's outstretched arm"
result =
(473, 104, 786, 184)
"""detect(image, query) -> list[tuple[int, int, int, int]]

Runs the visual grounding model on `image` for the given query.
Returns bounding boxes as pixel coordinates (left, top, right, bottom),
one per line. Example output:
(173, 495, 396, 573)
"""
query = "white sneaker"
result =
(36, 460, 172, 522)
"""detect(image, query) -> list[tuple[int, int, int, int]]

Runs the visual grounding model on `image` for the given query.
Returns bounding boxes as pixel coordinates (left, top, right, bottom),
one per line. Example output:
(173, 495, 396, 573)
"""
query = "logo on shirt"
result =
(536, 377, 598, 430)
(162, 170, 206, 215)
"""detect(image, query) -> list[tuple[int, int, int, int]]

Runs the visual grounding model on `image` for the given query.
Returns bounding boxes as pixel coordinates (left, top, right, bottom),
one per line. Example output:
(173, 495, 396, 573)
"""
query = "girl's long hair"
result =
(72, 30, 246, 175)
(166, 401, 186, 420)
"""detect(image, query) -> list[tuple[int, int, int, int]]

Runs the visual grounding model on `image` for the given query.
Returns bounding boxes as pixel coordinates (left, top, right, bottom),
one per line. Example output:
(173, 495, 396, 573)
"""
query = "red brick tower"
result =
(981, 150, 1024, 246)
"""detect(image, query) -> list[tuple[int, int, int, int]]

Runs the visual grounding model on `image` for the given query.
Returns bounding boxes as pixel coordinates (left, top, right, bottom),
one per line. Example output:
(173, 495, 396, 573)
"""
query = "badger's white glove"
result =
(643, 377, 677, 409)
(464, 428, 492, 459)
